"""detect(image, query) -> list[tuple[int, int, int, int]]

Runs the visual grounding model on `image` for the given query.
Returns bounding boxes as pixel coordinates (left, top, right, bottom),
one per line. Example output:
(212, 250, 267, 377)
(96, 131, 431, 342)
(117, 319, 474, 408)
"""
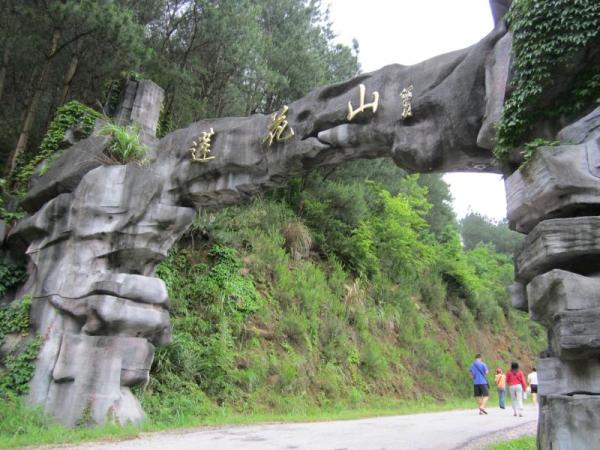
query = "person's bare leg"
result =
(481, 396, 489, 410)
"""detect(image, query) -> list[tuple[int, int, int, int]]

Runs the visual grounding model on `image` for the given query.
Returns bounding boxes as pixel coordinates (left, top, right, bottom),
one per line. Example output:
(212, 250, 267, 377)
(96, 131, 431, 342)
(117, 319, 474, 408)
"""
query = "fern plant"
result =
(100, 122, 147, 164)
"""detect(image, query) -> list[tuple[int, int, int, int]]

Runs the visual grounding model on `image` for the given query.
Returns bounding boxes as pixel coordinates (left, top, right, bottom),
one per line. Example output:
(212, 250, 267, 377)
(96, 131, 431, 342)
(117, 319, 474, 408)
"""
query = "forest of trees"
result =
(0, 1, 548, 445)
(0, 0, 359, 176)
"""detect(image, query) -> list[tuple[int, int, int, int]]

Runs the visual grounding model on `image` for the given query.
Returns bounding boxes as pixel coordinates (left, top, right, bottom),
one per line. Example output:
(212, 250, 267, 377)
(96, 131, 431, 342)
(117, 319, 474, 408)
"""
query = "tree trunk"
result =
(60, 49, 80, 105)
(0, 47, 10, 101)
(5, 28, 61, 177)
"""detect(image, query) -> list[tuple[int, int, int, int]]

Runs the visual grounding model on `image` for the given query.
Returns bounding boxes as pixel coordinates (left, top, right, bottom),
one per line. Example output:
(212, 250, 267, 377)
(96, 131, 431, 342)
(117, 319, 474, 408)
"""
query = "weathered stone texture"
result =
(557, 106, 600, 145)
(539, 395, 600, 450)
(114, 80, 164, 146)
(537, 357, 600, 396)
(508, 282, 527, 312)
(21, 136, 110, 213)
(489, 0, 512, 26)
(549, 308, 600, 360)
(477, 32, 512, 150)
(505, 139, 600, 234)
(527, 270, 600, 326)
(44, 333, 154, 426)
(515, 216, 600, 283)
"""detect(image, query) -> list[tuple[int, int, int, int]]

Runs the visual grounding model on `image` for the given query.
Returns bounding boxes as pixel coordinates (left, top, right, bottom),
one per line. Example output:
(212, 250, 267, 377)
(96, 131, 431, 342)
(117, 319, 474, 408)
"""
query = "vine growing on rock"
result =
(10, 101, 100, 188)
(0, 263, 28, 298)
(0, 296, 39, 397)
(494, 0, 600, 161)
(0, 295, 32, 343)
(0, 337, 41, 396)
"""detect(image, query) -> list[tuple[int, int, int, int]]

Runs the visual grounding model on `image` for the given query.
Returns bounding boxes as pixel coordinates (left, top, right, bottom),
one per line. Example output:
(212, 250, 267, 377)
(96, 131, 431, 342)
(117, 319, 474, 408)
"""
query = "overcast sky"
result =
(328, 0, 507, 221)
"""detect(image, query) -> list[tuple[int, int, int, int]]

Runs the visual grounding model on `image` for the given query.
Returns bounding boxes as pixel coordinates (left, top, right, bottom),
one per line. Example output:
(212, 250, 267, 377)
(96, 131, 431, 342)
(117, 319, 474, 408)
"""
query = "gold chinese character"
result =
(263, 105, 295, 147)
(400, 85, 413, 120)
(347, 84, 380, 121)
(190, 128, 216, 163)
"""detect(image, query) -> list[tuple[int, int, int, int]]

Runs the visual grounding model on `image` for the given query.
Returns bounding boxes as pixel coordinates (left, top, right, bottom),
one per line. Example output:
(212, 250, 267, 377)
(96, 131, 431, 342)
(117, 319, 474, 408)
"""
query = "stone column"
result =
(505, 106, 600, 450)
(7, 80, 189, 427)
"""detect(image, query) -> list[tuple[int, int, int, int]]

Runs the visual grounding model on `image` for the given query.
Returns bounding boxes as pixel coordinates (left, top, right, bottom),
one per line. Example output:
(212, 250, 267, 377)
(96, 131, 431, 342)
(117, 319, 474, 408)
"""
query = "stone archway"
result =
(3, 13, 600, 449)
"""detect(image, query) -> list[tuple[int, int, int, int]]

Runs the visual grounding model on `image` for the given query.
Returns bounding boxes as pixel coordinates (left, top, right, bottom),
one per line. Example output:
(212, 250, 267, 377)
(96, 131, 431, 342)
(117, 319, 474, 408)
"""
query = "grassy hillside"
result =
(141, 160, 545, 423)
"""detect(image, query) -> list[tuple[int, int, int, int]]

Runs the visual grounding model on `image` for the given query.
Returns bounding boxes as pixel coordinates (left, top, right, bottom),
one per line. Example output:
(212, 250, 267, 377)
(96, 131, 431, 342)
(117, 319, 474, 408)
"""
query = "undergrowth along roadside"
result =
(488, 436, 536, 450)
(0, 395, 483, 449)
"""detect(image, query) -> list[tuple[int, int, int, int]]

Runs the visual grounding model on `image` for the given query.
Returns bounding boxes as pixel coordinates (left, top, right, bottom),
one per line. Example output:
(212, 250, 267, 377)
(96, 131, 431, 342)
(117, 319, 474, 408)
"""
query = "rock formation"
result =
(2, 24, 509, 426)
(0, 3, 598, 447)
(505, 105, 600, 449)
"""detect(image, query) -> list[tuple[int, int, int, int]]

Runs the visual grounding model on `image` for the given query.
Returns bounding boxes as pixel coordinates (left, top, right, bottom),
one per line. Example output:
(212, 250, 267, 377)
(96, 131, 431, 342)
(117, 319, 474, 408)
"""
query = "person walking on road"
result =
(506, 362, 527, 417)
(495, 368, 506, 409)
(527, 367, 538, 406)
(469, 354, 489, 415)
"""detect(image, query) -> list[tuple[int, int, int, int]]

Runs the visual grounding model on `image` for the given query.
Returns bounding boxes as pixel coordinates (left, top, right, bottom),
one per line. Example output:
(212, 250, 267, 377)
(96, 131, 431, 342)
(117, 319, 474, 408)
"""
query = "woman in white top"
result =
(527, 367, 538, 406)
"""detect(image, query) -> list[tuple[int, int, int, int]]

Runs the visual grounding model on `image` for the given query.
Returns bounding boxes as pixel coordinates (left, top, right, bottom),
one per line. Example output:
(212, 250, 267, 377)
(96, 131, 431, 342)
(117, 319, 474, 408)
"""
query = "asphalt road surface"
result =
(58, 405, 538, 450)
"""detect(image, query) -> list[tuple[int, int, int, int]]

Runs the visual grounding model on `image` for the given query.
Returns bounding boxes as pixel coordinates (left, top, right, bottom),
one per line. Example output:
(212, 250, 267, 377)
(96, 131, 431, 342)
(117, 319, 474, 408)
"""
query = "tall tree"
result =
(4, 0, 145, 177)
(460, 212, 524, 255)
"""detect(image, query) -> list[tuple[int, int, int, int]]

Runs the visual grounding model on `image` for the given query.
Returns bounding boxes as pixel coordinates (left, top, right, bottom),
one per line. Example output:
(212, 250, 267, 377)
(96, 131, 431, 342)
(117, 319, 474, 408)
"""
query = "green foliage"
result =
(100, 122, 147, 164)
(494, 0, 600, 160)
(145, 158, 544, 422)
(460, 213, 524, 255)
(0, 295, 32, 342)
(0, 337, 41, 396)
(0, 263, 28, 298)
(0, 179, 25, 222)
(1, 101, 99, 221)
(522, 138, 560, 163)
(150, 243, 263, 408)
(11, 101, 100, 187)
(488, 436, 536, 450)
(0, 296, 39, 398)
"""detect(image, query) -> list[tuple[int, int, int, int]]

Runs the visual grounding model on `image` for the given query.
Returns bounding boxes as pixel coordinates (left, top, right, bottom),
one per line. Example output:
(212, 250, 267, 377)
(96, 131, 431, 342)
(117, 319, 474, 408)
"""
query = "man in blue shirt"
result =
(469, 353, 489, 415)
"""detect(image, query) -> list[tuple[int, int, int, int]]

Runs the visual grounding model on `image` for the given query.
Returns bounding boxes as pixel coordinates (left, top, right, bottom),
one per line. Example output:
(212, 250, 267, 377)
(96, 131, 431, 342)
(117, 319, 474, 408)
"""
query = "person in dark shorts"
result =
(469, 354, 489, 415)
(527, 367, 538, 405)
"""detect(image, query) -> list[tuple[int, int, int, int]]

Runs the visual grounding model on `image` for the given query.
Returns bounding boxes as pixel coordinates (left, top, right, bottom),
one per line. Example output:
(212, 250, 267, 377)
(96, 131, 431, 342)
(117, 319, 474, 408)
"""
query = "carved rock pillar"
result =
(505, 106, 600, 449)
(7, 80, 196, 427)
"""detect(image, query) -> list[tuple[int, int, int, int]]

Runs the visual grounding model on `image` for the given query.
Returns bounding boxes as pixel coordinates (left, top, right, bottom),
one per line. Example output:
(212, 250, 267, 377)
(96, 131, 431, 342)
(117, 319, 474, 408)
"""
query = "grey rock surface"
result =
(489, 0, 512, 26)
(557, 106, 600, 145)
(477, 32, 512, 150)
(549, 308, 600, 360)
(537, 357, 600, 396)
(505, 120, 600, 233)
(538, 395, 600, 450)
(515, 216, 600, 283)
(4, 8, 597, 446)
(527, 270, 600, 327)
(45, 333, 154, 426)
(22, 136, 110, 213)
(114, 80, 164, 146)
(508, 282, 527, 312)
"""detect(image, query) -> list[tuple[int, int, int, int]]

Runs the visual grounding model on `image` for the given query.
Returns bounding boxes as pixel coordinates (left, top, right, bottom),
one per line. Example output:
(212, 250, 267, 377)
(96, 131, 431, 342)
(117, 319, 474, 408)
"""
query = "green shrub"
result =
(488, 436, 536, 450)
(359, 338, 388, 379)
(142, 374, 213, 424)
(0, 337, 41, 396)
(282, 221, 312, 260)
(0, 295, 32, 342)
(100, 122, 147, 164)
(0, 263, 28, 298)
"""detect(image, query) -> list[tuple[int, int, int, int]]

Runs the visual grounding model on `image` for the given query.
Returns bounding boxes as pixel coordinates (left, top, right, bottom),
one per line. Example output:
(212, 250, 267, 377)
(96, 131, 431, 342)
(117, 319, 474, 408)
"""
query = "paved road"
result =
(59, 405, 538, 450)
